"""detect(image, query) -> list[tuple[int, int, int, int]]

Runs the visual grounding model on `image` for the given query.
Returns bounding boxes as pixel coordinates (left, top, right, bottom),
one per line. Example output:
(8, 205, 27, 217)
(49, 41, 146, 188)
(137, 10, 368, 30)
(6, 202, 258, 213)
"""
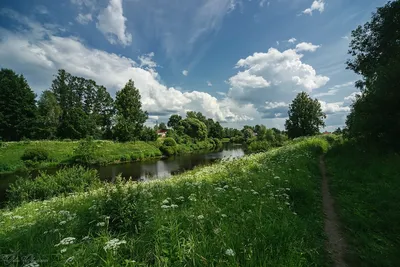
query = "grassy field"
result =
(325, 142, 400, 266)
(0, 140, 163, 174)
(0, 138, 329, 266)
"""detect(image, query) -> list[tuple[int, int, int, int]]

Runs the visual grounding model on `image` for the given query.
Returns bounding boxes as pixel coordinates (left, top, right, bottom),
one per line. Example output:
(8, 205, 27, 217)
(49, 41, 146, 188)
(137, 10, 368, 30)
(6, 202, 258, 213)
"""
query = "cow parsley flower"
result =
(225, 248, 235, 256)
(103, 238, 127, 252)
(60, 248, 67, 253)
(96, 222, 105, 227)
(197, 215, 204, 220)
(55, 237, 76, 247)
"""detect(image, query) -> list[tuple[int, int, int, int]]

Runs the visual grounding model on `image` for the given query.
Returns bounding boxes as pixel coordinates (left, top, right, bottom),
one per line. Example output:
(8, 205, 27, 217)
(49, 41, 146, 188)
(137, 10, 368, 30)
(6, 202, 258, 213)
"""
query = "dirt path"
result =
(319, 155, 348, 267)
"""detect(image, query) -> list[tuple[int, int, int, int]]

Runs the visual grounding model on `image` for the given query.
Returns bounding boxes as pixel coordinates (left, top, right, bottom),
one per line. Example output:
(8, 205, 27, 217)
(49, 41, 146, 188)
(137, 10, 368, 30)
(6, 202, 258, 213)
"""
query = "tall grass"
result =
(325, 141, 400, 266)
(0, 138, 329, 266)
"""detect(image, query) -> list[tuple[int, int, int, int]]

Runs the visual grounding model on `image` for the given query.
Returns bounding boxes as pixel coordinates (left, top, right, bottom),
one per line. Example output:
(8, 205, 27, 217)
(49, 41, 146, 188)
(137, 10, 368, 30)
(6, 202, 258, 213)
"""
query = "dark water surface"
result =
(0, 143, 245, 204)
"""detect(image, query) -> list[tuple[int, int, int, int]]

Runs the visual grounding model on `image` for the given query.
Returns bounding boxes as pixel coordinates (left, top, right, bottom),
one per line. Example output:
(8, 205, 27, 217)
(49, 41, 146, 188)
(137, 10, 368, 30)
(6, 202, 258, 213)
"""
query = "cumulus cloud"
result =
(288, 38, 297, 43)
(303, 0, 325, 15)
(344, 92, 360, 105)
(295, 42, 320, 52)
(182, 70, 188, 76)
(96, 0, 132, 46)
(76, 13, 92, 24)
(0, 9, 251, 124)
(261, 102, 289, 118)
(319, 101, 350, 114)
(228, 47, 329, 103)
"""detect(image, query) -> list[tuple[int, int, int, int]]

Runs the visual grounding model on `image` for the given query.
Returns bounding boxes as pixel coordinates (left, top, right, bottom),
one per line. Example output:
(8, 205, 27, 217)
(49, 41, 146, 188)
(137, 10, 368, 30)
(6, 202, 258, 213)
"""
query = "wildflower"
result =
(170, 204, 178, 209)
(214, 228, 221, 234)
(61, 248, 67, 253)
(23, 261, 39, 267)
(104, 238, 127, 252)
(65, 256, 75, 263)
(223, 185, 229, 189)
(225, 248, 235, 256)
(197, 215, 204, 220)
(293, 212, 297, 215)
(285, 202, 290, 206)
(162, 199, 169, 205)
(96, 222, 105, 227)
(278, 207, 283, 211)
(161, 205, 170, 209)
(59, 221, 67, 225)
(55, 237, 76, 247)
(274, 176, 280, 179)
(82, 236, 90, 241)
(221, 214, 227, 218)
(12, 215, 24, 219)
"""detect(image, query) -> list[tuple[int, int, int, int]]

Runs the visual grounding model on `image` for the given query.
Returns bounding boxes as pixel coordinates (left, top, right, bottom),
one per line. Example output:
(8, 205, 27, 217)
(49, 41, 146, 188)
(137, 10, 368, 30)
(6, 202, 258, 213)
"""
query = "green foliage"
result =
(7, 166, 101, 206)
(247, 140, 272, 152)
(345, 0, 400, 150)
(326, 141, 400, 266)
(113, 80, 148, 142)
(163, 137, 177, 147)
(0, 139, 329, 266)
(179, 118, 208, 141)
(285, 92, 326, 139)
(36, 90, 62, 139)
(73, 136, 97, 164)
(140, 126, 158, 142)
(21, 148, 50, 162)
(167, 114, 182, 130)
(0, 68, 37, 141)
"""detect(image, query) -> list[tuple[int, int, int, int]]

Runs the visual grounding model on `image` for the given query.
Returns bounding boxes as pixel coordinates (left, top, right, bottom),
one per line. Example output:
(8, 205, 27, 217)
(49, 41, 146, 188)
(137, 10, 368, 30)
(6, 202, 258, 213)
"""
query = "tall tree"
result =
(36, 90, 61, 139)
(113, 80, 148, 142)
(167, 114, 182, 130)
(345, 0, 400, 147)
(159, 122, 167, 130)
(180, 118, 207, 141)
(285, 92, 325, 138)
(0, 69, 37, 141)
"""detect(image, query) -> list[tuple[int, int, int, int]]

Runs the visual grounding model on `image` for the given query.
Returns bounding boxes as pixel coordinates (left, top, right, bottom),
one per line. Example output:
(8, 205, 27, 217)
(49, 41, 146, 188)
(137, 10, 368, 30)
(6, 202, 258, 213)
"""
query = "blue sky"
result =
(0, 0, 388, 130)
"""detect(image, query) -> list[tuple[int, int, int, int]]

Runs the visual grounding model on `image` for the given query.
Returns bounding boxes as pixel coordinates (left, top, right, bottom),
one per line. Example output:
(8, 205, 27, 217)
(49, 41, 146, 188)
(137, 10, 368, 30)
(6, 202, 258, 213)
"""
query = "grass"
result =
(325, 141, 400, 266)
(0, 137, 329, 266)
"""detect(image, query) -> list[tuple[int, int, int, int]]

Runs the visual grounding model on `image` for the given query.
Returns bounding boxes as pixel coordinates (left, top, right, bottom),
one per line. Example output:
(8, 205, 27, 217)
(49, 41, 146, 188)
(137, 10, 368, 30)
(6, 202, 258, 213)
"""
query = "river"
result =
(0, 143, 245, 204)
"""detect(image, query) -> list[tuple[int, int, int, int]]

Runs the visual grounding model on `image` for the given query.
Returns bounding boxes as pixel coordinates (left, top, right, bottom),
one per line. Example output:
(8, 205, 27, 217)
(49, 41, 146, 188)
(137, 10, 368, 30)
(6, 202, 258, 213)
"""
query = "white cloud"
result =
(76, 13, 92, 24)
(313, 81, 355, 98)
(341, 36, 349, 40)
(138, 52, 157, 69)
(302, 0, 325, 15)
(230, 47, 328, 96)
(264, 102, 288, 110)
(35, 6, 48, 15)
(0, 10, 252, 124)
(319, 101, 350, 114)
(344, 92, 360, 105)
(295, 42, 320, 52)
(288, 38, 297, 43)
(182, 70, 188, 76)
(96, 0, 132, 46)
(207, 81, 212, 87)
(228, 71, 270, 89)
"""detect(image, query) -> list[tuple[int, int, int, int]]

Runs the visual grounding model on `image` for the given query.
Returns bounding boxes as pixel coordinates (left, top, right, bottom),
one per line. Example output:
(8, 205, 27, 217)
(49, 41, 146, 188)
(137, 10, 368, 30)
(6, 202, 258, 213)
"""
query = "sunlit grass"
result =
(0, 138, 329, 266)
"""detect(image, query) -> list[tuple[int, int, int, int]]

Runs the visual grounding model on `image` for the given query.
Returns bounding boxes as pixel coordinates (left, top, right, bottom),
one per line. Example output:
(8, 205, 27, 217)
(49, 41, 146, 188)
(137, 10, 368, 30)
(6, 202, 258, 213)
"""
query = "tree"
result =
(36, 90, 61, 139)
(285, 92, 326, 138)
(113, 80, 148, 142)
(345, 0, 400, 148)
(208, 120, 223, 139)
(140, 126, 158, 141)
(167, 114, 182, 129)
(159, 122, 167, 130)
(0, 69, 37, 141)
(180, 118, 207, 141)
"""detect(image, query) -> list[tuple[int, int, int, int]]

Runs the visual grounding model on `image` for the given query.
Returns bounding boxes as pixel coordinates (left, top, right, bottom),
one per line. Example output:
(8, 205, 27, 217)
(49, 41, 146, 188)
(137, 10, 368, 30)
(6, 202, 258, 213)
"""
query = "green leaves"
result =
(285, 92, 326, 139)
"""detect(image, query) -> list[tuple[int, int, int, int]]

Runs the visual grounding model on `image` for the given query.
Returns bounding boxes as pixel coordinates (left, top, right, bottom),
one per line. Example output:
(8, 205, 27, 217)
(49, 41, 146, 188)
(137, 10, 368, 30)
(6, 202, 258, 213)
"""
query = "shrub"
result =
(163, 137, 177, 147)
(7, 166, 101, 206)
(248, 141, 272, 153)
(160, 145, 177, 156)
(21, 148, 49, 162)
(73, 136, 97, 164)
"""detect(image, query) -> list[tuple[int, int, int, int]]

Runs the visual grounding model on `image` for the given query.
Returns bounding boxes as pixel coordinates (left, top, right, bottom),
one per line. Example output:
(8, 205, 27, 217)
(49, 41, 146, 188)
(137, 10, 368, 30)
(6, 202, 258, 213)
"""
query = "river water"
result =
(0, 143, 245, 204)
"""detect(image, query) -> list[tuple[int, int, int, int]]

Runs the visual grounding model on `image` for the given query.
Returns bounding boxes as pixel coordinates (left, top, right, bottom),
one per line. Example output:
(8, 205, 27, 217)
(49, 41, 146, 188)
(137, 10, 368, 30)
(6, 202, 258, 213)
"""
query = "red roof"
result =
(157, 129, 168, 133)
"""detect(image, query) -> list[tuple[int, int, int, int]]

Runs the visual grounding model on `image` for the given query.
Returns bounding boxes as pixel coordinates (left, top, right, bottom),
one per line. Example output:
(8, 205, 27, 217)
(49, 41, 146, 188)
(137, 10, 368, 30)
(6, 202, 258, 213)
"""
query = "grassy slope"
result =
(0, 138, 328, 266)
(325, 142, 400, 266)
(0, 141, 163, 174)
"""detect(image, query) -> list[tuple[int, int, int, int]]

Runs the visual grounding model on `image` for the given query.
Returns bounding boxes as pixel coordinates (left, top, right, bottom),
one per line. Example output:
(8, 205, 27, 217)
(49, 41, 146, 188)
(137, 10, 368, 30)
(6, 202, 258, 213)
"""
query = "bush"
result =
(247, 141, 272, 153)
(160, 145, 177, 156)
(21, 148, 49, 162)
(7, 166, 101, 206)
(163, 137, 177, 147)
(73, 136, 97, 164)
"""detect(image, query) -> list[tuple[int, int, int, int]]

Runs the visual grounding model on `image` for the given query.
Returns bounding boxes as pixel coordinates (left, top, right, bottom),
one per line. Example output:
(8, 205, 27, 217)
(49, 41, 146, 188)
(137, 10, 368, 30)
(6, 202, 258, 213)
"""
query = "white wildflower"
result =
(103, 238, 127, 252)
(161, 205, 170, 209)
(55, 237, 76, 246)
(170, 204, 178, 209)
(82, 236, 90, 241)
(12, 215, 24, 219)
(221, 214, 227, 218)
(225, 248, 235, 256)
(162, 199, 170, 205)
(59, 221, 67, 225)
(65, 256, 75, 263)
(96, 222, 105, 227)
(61, 248, 67, 253)
(197, 215, 204, 220)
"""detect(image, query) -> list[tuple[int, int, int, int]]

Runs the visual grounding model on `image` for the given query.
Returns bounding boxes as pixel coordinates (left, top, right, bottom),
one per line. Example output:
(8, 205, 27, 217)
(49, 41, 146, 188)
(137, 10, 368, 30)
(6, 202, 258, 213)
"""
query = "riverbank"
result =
(0, 137, 329, 266)
(0, 139, 223, 175)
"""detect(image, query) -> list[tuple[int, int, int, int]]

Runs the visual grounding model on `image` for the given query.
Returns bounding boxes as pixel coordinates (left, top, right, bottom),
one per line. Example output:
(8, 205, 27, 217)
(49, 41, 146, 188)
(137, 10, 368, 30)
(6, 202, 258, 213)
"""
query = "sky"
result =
(0, 0, 388, 131)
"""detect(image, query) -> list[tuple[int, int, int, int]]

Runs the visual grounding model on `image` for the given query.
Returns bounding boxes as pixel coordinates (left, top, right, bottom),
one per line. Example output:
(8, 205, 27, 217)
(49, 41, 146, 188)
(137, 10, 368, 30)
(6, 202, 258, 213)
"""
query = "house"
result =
(157, 129, 168, 138)
(323, 131, 331, 135)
